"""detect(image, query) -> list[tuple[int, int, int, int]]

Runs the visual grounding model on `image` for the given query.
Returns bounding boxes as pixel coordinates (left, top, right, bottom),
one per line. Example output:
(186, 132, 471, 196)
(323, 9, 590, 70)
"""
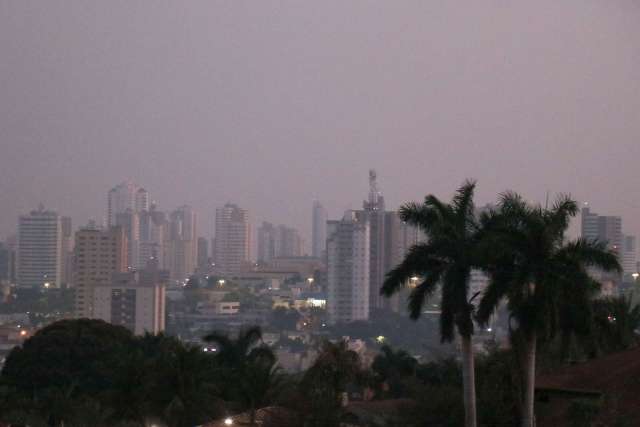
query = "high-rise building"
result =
(4, 235, 17, 284)
(581, 204, 624, 286)
(327, 211, 370, 324)
(622, 235, 637, 278)
(17, 206, 63, 288)
(107, 181, 148, 227)
(258, 222, 304, 264)
(581, 205, 623, 251)
(166, 205, 197, 281)
(93, 270, 165, 335)
(214, 203, 251, 276)
(115, 209, 140, 270)
(197, 237, 209, 270)
(354, 170, 388, 311)
(312, 200, 327, 259)
(139, 205, 168, 270)
(257, 222, 277, 264)
(60, 216, 74, 286)
(73, 225, 128, 318)
(0, 242, 10, 282)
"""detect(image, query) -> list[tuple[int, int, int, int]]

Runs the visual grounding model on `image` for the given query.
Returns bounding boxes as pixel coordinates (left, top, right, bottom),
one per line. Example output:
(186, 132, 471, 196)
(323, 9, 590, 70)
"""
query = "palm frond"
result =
(381, 243, 443, 296)
(558, 238, 622, 273)
(407, 271, 443, 320)
(452, 179, 477, 223)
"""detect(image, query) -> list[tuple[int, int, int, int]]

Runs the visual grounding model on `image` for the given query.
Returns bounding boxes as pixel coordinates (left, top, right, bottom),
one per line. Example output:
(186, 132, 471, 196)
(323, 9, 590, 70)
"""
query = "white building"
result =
(312, 200, 327, 259)
(93, 271, 165, 335)
(17, 206, 62, 288)
(327, 211, 370, 324)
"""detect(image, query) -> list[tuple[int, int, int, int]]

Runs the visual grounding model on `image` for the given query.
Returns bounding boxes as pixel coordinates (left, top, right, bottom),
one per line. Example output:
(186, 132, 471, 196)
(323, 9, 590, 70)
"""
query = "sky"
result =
(1, 1, 640, 246)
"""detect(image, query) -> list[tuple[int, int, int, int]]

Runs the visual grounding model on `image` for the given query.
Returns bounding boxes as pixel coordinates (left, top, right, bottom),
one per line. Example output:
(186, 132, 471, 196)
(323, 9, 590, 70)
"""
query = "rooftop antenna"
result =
(368, 169, 379, 204)
(545, 191, 549, 209)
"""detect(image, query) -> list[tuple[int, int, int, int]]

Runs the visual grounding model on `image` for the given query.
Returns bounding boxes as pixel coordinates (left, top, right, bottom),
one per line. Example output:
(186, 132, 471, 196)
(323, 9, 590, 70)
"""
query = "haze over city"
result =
(2, 1, 640, 243)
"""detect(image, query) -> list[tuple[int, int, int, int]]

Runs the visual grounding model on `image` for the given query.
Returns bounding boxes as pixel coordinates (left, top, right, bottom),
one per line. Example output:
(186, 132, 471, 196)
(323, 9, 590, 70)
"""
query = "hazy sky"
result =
(2, 1, 640, 245)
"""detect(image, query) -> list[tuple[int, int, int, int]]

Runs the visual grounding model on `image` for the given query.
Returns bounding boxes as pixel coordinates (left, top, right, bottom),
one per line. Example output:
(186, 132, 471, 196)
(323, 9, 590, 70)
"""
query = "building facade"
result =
(74, 225, 128, 318)
(214, 203, 251, 276)
(17, 206, 62, 288)
(107, 181, 148, 227)
(93, 271, 165, 335)
(257, 222, 304, 264)
(327, 211, 370, 324)
(312, 200, 328, 259)
(166, 205, 197, 281)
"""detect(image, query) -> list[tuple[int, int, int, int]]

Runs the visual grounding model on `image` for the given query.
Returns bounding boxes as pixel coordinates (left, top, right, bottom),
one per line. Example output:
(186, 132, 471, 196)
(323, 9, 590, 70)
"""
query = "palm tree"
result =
(381, 180, 481, 427)
(476, 193, 620, 427)
(203, 326, 280, 426)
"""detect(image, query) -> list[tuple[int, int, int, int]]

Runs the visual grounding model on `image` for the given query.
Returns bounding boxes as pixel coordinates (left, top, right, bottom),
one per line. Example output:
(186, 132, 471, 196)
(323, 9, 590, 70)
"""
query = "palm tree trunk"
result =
(460, 335, 477, 427)
(521, 332, 537, 427)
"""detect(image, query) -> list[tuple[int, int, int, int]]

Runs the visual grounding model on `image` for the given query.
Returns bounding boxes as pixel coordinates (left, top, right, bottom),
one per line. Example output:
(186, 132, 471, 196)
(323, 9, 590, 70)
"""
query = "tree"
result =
(0, 319, 135, 425)
(203, 326, 282, 426)
(591, 295, 640, 354)
(476, 193, 621, 427)
(371, 345, 417, 397)
(300, 340, 361, 427)
(381, 180, 481, 427)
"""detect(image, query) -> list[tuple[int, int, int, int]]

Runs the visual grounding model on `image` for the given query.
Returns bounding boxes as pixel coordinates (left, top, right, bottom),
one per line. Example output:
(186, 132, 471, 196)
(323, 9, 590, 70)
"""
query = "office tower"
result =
(60, 216, 74, 286)
(16, 206, 63, 288)
(135, 187, 149, 212)
(139, 205, 168, 270)
(197, 237, 209, 269)
(278, 225, 304, 258)
(107, 181, 148, 227)
(166, 205, 197, 281)
(258, 222, 304, 264)
(312, 200, 328, 259)
(115, 209, 140, 270)
(93, 270, 165, 335)
(622, 235, 637, 277)
(4, 235, 17, 283)
(74, 225, 128, 318)
(355, 170, 387, 311)
(327, 211, 370, 324)
(0, 242, 9, 281)
(581, 205, 622, 251)
(581, 204, 623, 288)
(214, 203, 251, 276)
(257, 222, 277, 264)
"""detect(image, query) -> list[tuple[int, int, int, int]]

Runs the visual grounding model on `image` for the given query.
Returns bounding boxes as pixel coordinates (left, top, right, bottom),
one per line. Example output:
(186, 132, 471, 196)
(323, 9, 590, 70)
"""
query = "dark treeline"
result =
(0, 297, 637, 427)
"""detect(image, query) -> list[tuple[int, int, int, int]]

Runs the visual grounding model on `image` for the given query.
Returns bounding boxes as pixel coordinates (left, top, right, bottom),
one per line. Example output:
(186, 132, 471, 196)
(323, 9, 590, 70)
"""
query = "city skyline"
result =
(2, 2, 640, 243)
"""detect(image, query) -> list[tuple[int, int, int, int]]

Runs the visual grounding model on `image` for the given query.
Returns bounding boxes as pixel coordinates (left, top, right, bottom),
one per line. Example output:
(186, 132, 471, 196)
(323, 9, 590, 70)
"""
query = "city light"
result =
(224, 417, 233, 425)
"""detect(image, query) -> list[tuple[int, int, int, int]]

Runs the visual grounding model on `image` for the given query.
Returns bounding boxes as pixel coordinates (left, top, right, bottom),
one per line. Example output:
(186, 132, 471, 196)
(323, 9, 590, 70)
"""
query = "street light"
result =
(218, 279, 225, 287)
(632, 272, 639, 280)
(224, 417, 233, 425)
(409, 276, 419, 288)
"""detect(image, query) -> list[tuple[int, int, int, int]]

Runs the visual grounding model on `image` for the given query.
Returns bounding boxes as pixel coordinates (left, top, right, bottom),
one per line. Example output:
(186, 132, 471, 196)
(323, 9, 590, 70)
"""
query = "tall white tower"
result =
(327, 211, 370, 324)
